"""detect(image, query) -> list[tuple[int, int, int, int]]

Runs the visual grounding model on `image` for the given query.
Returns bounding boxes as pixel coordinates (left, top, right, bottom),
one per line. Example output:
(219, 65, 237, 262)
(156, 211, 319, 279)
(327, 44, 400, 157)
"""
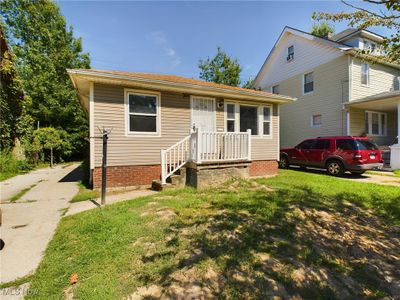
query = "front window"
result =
(262, 106, 271, 135)
(311, 114, 322, 127)
(303, 72, 314, 94)
(226, 103, 236, 132)
(127, 91, 159, 134)
(240, 105, 258, 135)
(361, 63, 369, 85)
(365, 111, 386, 136)
(272, 85, 279, 94)
(287, 45, 294, 61)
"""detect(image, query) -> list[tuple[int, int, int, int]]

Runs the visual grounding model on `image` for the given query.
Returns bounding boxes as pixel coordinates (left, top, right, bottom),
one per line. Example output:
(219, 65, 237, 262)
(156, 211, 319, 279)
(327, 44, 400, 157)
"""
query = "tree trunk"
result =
(50, 147, 53, 168)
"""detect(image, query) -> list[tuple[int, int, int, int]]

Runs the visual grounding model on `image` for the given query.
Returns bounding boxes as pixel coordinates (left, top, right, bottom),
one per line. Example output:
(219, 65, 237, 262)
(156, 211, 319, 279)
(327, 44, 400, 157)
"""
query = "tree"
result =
(33, 127, 62, 167)
(312, 0, 400, 63)
(1, 0, 91, 160)
(199, 47, 242, 87)
(311, 22, 335, 38)
(242, 77, 254, 89)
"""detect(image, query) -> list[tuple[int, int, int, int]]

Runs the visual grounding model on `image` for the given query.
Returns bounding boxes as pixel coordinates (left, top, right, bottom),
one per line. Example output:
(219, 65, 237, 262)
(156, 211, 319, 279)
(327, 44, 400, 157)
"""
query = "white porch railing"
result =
(161, 129, 251, 184)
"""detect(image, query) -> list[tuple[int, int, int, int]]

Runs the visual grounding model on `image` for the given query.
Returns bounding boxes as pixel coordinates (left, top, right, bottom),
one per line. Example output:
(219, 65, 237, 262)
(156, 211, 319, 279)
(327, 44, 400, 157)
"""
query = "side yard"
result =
(27, 170, 399, 299)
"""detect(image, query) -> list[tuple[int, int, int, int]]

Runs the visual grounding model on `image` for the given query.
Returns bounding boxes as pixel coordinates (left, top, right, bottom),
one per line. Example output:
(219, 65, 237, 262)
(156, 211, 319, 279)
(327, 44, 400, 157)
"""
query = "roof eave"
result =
(67, 69, 296, 104)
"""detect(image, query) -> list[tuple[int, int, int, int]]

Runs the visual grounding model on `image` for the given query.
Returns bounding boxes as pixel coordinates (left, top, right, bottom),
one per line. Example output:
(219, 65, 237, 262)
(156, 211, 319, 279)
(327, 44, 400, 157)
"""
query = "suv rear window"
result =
(336, 139, 378, 150)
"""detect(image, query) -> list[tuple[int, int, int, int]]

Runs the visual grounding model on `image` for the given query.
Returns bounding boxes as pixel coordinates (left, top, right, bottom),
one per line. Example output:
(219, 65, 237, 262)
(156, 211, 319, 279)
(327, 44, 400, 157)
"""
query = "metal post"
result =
(101, 129, 108, 206)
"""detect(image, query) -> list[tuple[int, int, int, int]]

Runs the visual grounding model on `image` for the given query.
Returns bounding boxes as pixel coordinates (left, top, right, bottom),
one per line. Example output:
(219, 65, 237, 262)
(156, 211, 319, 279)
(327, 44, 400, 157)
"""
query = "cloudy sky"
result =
(59, 1, 393, 83)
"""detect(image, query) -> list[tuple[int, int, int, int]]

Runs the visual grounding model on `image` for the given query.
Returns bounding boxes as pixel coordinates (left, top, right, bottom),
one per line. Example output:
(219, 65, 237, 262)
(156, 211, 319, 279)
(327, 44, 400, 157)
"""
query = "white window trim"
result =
(302, 71, 314, 95)
(365, 110, 387, 137)
(311, 114, 322, 128)
(190, 96, 216, 131)
(287, 45, 294, 62)
(124, 89, 161, 137)
(271, 84, 279, 94)
(224, 102, 239, 132)
(223, 101, 273, 139)
(361, 63, 370, 86)
(259, 105, 273, 139)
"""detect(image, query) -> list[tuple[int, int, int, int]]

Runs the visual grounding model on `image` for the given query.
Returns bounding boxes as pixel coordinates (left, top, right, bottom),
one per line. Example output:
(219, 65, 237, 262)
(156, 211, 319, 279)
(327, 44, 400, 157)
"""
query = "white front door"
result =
(191, 96, 215, 132)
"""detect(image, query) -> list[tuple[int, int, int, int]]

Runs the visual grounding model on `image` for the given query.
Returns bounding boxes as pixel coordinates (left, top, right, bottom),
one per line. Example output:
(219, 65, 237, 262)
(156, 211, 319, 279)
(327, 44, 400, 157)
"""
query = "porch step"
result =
(152, 168, 186, 191)
(151, 180, 175, 191)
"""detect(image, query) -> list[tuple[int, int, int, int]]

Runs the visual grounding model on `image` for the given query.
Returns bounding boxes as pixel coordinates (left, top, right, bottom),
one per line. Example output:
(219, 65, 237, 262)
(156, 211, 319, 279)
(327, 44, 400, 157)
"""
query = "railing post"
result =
(247, 129, 252, 161)
(161, 149, 166, 184)
(196, 128, 202, 163)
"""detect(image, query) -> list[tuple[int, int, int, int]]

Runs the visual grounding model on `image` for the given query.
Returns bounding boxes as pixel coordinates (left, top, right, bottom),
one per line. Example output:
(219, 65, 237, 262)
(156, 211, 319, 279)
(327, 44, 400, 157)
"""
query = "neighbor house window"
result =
(226, 103, 236, 132)
(361, 63, 369, 85)
(365, 111, 386, 136)
(127, 91, 159, 134)
(271, 85, 279, 94)
(311, 114, 322, 127)
(303, 72, 314, 94)
(287, 45, 294, 61)
(262, 106, 272, 135)
(240, 105, 258, 135)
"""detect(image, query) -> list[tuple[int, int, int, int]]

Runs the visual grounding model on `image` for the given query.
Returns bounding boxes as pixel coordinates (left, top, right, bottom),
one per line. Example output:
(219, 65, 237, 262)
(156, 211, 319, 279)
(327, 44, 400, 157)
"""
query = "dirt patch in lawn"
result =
(129, 197, 399, 299)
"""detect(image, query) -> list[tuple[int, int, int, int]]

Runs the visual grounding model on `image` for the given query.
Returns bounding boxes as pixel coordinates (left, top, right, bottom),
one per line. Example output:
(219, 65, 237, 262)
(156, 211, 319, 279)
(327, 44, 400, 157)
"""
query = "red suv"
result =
(279, 136, 383, 176)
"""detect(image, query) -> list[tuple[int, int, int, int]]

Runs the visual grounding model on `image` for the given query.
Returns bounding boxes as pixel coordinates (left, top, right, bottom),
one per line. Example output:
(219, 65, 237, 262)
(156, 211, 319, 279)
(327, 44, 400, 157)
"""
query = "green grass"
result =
(9, 184, 38, 202)
(26, 170, 400, 299)
(70, 181, 99, 203)
(394, 169, 400, 177)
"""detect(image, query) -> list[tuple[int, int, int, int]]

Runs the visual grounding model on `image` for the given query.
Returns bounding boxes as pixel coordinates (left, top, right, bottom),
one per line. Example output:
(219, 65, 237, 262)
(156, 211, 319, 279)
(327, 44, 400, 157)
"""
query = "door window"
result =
(240, 106, 258, 135)
(297, 140, 314, 150)
(311, 139, 330, 150)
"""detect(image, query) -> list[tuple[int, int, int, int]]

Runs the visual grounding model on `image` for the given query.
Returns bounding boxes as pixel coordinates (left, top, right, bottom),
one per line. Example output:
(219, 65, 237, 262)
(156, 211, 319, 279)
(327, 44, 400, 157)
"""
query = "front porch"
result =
(345, 91, 400, 168)
(160, 129, 252, 188)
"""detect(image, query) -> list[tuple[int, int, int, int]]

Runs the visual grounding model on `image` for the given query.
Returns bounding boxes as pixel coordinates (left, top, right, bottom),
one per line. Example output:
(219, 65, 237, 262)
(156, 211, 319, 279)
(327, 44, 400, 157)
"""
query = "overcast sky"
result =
(59, 0, 393, 82)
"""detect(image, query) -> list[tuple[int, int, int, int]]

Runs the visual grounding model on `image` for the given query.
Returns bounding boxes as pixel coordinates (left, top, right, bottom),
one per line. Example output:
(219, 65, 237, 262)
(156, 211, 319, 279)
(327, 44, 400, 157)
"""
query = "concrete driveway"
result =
(0, 164, 80, 283)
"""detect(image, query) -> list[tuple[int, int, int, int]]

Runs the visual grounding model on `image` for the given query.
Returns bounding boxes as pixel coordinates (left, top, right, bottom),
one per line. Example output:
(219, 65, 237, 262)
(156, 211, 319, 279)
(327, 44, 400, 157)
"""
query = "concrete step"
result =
(151, 180, 175, 191)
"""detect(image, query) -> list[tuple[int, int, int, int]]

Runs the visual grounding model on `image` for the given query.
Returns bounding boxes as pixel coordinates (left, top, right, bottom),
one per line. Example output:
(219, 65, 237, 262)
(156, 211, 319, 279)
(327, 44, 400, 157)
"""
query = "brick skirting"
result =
(249, 160, 278, 177)
(92, 160, 277, 188)
(92, 165, 161, 188)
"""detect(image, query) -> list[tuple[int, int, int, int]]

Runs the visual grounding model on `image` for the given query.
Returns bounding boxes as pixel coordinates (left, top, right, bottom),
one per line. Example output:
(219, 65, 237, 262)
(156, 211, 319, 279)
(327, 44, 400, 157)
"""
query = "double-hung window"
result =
(271, 85, 279, 94)
(287, 45, 294, 61)
(311, 114, 322, 127)
(262, 106, 272, 136)
(365, 111, 386, 136)
(361, 63, 370, 85)
(226, 103, 236, 132)
(303, 72, 314, 94)
(127, 91, 159, 134)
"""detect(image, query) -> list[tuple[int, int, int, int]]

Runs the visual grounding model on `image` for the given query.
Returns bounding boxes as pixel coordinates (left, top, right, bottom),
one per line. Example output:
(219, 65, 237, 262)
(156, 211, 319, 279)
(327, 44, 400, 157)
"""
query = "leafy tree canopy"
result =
(1, 0, 91, 159)
(311, 22, 335, 38)
(199, 47, 242, 87)
(312, 0, 400, 63)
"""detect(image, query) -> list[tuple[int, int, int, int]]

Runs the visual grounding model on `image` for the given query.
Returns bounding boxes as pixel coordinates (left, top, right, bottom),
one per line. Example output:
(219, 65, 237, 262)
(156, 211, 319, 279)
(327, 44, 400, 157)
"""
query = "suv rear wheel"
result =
(326, 160, 345, 176)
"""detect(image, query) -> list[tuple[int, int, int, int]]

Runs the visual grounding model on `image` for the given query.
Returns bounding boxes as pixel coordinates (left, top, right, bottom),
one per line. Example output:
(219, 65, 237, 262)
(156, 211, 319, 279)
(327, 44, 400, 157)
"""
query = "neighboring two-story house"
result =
(253, 26, 400, 165)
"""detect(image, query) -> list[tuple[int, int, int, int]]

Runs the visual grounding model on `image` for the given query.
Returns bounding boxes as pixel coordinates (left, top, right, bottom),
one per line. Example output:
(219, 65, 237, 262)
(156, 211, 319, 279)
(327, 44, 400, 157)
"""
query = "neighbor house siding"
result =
(266, 56, 349, 148)
(351, 58, 400, 101)
(349, 108, 398, 146)
(93, 83, 280, 168)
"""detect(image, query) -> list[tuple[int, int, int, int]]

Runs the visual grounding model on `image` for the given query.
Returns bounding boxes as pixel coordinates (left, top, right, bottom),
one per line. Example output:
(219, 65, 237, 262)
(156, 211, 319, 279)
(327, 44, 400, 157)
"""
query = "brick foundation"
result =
(92, 165, 161, 188)
(92, 160, 277, 188)
(249, 160, 278, 177)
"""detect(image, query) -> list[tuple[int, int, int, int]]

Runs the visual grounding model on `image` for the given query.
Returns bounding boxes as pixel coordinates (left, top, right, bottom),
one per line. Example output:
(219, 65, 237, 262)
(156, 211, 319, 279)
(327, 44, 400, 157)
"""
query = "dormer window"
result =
(287, 45, 294, 62)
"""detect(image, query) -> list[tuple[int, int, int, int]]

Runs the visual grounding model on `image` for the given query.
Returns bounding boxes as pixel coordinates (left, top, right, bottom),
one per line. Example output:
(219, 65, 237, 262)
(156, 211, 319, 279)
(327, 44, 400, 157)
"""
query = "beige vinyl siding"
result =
(267, 56, 349, 148)
(349, 108, 398, 146)
(93, 83, 279, 167)
(351, 58, 400, 100)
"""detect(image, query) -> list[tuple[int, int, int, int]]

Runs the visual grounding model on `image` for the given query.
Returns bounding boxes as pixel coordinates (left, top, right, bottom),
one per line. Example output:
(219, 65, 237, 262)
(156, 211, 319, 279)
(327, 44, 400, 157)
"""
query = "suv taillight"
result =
(353, 152, 362, 161)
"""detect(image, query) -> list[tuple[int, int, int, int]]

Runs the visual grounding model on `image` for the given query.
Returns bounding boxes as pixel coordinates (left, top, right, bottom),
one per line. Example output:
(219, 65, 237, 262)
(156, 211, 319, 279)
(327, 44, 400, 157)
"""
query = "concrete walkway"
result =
(66, 189, 157, 216)
(0, 164, 80, 283)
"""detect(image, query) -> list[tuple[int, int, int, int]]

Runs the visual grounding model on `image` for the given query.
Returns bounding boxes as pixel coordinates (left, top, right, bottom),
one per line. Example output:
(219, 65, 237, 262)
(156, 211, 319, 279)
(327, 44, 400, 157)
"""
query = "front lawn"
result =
(27, 170, 400, 299)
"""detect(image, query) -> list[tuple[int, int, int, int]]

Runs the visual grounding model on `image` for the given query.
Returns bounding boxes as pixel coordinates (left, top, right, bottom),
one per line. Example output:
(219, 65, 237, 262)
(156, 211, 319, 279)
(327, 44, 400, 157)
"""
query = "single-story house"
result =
(68, 69, 295, 189)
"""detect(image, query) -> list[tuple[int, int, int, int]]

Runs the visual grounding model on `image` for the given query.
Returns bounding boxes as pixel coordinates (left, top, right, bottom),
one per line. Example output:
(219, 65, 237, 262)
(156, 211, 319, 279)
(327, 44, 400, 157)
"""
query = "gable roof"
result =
(68, 69, 296, 114)
(253, 26, 351, 87)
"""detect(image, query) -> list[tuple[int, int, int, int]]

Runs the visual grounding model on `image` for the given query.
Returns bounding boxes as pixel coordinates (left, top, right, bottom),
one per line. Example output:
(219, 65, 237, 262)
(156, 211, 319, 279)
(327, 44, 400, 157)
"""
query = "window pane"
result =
(371, 113, 379, 135)
(129, 115, 156, 132)
(272, 85, 279, 94)
(227, 120, 235, 132)
(263, 122, 270, 135)
(336, 139, 357, 150)
(304, 72, 313, 84)
(304, 73, 314, 93)
(298, 140, 314, 150)
(129, 94, 157, 114)
(263, 107, 271, 121)
(288, 46, 294, 55)
(227, 104, 235, 119)
(381, 114, 385, 135)
(361, 63, 369, 85)
(355, 140, 378, 150)
(240, 106, 258, 135)
(312, 114, 322, 126)
(312, 140, 330, 149)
